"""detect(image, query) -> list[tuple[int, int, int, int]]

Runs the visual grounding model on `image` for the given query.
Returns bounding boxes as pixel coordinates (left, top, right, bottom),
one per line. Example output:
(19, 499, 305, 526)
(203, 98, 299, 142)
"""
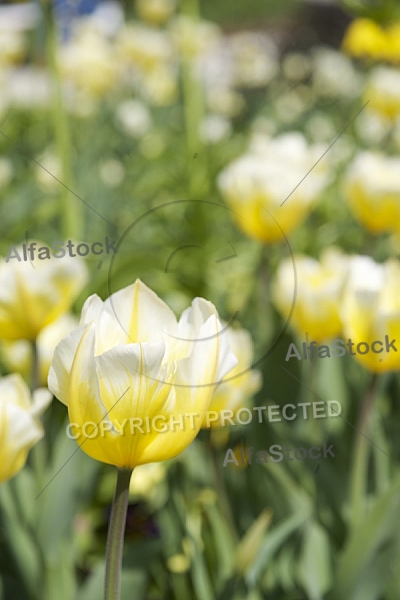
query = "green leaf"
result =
(297, 521, 332, 600)
(236, 508, 273, 575)
(245, 511, 308, 587)
(333, 478, 400, 599)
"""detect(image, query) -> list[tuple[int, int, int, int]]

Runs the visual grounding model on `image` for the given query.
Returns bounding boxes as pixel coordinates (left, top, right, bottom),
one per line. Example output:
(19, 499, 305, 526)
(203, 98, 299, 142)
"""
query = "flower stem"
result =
(350, 373, 379, 529)
(104, 468, 133, 600)
(45, 7, 81, 239)
(31, 339, 40, 392)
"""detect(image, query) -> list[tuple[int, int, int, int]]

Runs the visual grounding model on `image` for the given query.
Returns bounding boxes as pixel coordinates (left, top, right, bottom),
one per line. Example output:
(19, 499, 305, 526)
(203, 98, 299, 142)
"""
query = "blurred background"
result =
(1, 0, 400, 598)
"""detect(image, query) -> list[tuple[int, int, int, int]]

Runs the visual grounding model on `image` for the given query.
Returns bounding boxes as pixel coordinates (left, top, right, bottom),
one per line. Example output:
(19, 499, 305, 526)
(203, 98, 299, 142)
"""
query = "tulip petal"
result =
(48, 325, 88, 405)
(103, 279, 177, 343)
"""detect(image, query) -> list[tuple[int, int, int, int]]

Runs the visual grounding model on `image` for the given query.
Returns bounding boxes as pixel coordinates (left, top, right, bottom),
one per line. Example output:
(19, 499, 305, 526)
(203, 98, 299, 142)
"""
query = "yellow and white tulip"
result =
(49, 280, 238, 468)
(341, 256, 400, 373)
(218, 133, 331, 243)
(272, 248, 349, 342)
(344, 151, 400, 234)
(0, 374, 51, 483)
(0, 244, 88, 341)
(1, 313, 79, 386)
(203, 325, 261, 428)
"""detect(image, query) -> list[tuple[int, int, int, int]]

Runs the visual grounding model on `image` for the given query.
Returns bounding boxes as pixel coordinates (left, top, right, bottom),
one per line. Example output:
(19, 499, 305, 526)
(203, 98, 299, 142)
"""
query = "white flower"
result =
(4, 67, 51, 109)
(344, 151, 400, 234)
(366, 66, 400, 118)
(230, 31, 278, 88)
(48, 280, 238, 468)
(199, 114, 232, 144)
(2, 313, 79, 386)
(0, 374, 51, 483)
(273, 248, 349, 341)
(312, 46, 362, 99)
(60, 28, 118, 96)
(169, 15, 221, 59)
(115, 99, 152, 137)
(218, 133, 331, 242)
(99, 159, 125, 188)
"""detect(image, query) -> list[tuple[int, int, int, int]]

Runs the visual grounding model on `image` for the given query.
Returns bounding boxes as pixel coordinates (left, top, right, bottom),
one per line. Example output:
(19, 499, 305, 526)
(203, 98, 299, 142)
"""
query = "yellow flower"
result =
(340, 256, 400, 373)
(60, 28, 119, 96)
(344, 151, 400, 234)
(0, 30, 26, 67)
(0, 374, 51, 483)
(116, 24, 174, 73)
(128, 461, 166, 500)
(218, 133, 331, 243)
(1, 314, 79, 385)
(385, 23, 400, 62)
(48, 280, 237, 468)
(168, 15, 221, 59)
(365, 66, 400, 119)
(0, 244, 88, 341)
(342, 18, 387, 60)
(202, 325, 261, 428)
(272, 248, 349, 342)
(135, 0, 176, 26)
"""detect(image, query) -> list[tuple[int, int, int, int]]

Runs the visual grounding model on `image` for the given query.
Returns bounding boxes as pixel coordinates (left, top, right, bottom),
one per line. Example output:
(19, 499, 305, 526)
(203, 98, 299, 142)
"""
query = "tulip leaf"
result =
(36, 420, 100, 557)
(297, 521, 332, 600)
(333, 478, 400, 599)
(235, 508, 273, 575)
(245, 510, 308, 587)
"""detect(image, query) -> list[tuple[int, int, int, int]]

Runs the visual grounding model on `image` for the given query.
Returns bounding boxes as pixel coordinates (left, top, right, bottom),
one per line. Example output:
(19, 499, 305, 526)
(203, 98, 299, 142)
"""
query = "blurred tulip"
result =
(0, 30, 26, 66)
(48, 279, 238, 468)
(202, 325, 261, 428)
(1, 313, 79, 386)
(342, 18, 387, 60)
(168, 15, 221, 59)
(272, 248, 349, 342)
(116, 23, 174, 73)
(60, 27, 119, 96)
(0, 374, 51, 483)
(0, 244, 88, 341)
(218, 133, 331, 243)
(344, 151, 400, 234)
(341, 256, 400, 373)
(135, 0, 176, 26)
(342, 19, 400, 63)
(128, 461, 166, 501)
(365, 66, 400, 119)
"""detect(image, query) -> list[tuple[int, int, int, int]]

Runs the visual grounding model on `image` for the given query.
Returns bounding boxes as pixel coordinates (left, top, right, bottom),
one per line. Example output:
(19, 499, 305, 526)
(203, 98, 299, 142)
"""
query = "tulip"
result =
(0, 243, 88, 341)
(49, 279, 238, 600)
(217, 133, 331, 243)
(128, 462, 166, 503)
(135, 0, 176, 26)
(342, 19, 387, 61)
(0, 374, 51, 483)
(340, 256, 400, 373)
(202, 325, 261, 428)
(60, 28, 119, 97)
(364, 67, 400, 120)
(1, 314, 79, 386)
(344, 151, 400, 234)
(48, 279, 238, 468)
(272, 248, 349, 342)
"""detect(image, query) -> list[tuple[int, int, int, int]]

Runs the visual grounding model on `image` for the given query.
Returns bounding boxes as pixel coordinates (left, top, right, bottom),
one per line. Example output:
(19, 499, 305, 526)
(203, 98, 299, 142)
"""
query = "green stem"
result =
(104, 468, 133, 600)
(31, 340, 40, 392)
(30, 340, 46, 487)
(45, 9, 80, 239)
(180, 0, 208, 199)
(209, 439, 238, 542)
(350, 373, 379, 529)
